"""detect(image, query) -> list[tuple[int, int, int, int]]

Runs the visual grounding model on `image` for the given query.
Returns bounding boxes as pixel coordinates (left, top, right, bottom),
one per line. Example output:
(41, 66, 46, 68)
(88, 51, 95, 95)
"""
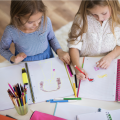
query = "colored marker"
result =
(46, 99, 53, 102)
(74, 65, 93, 81)
(73, 79, 77, 97)
(22, 68, 28, 85)
(54, 98, 82, 100)
(74, 75, 77, 88)
(67, 65, 72, 77)
(53, 103, 58, 116)
(50, 100, 77, 103)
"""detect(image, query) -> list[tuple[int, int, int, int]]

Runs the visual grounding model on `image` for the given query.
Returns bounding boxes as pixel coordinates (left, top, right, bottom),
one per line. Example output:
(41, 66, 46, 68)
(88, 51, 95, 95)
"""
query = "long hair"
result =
(68, 0, 120, 44)
(10, 0, 47, 30)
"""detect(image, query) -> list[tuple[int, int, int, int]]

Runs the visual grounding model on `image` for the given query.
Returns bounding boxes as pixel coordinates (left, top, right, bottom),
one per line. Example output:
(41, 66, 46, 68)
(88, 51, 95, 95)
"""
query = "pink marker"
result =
(67, 65, 72, 77)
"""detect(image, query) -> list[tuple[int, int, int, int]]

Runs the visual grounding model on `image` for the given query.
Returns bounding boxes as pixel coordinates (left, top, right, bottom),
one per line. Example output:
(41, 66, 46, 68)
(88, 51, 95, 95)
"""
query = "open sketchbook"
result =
(54, 103, 101, 120)
(77, 109, 120, 120)
(0, 57, 73, 111)
(77, 57, 120, 101)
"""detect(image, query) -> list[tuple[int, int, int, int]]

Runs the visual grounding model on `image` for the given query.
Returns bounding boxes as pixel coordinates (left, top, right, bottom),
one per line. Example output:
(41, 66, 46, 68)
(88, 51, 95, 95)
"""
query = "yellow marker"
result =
(73, 79, 77, 97)
(22, 68, 28, 85)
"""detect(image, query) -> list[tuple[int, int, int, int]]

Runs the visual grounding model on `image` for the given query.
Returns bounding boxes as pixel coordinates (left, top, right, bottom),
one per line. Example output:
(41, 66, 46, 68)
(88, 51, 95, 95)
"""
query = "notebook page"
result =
(77, 112, 107, 120)
(55, 103, 100, 120)
(0, 63, 33, 111)
(27, 57, 74, 103)
(109, 109, 120, 120)
(78, 57, 117, 101)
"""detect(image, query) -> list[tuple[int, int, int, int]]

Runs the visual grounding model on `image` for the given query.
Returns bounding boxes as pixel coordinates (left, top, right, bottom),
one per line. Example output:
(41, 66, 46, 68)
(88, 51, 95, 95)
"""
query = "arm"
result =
(47, 17, 61, 53)
(47, 17, 70, 64)
(0, 26, 14, 62)
(107, 46, 120, 59)
(69, 48, 88, 80)
(0, 26, 27, 63)
(69, 48, 81, 68)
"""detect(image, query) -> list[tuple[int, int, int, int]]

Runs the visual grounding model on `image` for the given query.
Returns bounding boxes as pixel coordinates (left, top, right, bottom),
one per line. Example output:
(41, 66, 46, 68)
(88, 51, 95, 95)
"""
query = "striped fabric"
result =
(0, 17, 61, 62)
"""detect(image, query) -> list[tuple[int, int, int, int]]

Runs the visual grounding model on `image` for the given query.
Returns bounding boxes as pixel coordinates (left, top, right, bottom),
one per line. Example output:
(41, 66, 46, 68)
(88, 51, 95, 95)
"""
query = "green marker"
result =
(54, 98, 82, 100)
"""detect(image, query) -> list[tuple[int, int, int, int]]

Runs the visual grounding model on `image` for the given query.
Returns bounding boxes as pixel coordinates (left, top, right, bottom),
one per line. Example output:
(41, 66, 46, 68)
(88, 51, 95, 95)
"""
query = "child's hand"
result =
(11, 53, 27, 63)
(57, 49, 70, 65)
(75, 67, 88, 80)
(96, 55, 113, 69)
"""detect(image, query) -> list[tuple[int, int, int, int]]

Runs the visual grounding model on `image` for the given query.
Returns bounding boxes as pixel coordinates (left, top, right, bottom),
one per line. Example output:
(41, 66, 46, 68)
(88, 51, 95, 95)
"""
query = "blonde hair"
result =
(68, 0, 120, 44)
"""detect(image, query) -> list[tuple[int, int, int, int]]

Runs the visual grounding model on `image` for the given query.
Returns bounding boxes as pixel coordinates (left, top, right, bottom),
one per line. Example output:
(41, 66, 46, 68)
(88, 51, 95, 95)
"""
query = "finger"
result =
(67, 57, 70, 65)
(100, 62, 107, 69)
(63, 57, 70, 65)
(84, 71, 88, 79)
(78, 73, 86, 80)
(61, 58, 67, 64)
(97, 60, 105, 68)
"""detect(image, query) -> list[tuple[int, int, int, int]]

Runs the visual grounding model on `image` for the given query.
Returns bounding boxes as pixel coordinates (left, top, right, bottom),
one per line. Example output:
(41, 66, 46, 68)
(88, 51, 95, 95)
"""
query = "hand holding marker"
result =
(74, 65, 93, 81)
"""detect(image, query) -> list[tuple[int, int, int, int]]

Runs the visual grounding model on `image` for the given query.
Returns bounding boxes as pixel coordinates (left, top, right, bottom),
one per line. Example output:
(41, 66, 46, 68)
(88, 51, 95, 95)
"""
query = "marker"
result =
(50, 100, 77, 103)
(67, 65, 72, 77)
(73, 79, 77, 97)
(46, 99, 53, 102)
(74, 65, 93, 81)
(22, 68, 28, 85)
(53, 103, 58, 116)
(74, 75, 77, 88)
(54, 98, 82, 100)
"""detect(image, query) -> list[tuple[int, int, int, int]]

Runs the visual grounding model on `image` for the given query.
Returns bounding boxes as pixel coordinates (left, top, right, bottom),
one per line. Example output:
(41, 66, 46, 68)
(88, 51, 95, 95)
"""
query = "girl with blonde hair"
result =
(68, 0, 120, 80)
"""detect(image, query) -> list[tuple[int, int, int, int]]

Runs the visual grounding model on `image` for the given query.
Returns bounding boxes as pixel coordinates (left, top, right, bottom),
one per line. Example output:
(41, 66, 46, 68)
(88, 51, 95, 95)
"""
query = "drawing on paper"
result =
(89, 78, 94, 82)
(97, 74, 107, 78)
(94, 67, 99, 71)
(38, 61, 62, 92)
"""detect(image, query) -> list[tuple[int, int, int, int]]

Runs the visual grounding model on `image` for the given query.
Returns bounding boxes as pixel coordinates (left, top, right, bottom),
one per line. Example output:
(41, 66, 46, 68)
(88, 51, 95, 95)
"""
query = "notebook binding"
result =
(106, 112, 112, 120)
(116, 59, 120, 102)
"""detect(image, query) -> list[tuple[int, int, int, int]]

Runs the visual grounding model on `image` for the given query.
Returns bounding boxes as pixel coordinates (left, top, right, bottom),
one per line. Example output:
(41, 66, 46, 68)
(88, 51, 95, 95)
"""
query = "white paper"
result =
(54, 103, 100, 120)
(27, 57, 74, 103)
(78, 57, 117, 101)
(77, 112, 107, 120)
(0, 63, 33, 111)
(109, 109, 120, 120)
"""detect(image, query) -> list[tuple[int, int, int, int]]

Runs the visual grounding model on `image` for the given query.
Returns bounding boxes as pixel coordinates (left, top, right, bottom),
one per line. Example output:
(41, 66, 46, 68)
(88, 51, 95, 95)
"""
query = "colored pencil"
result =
(8, 83, 15, 95)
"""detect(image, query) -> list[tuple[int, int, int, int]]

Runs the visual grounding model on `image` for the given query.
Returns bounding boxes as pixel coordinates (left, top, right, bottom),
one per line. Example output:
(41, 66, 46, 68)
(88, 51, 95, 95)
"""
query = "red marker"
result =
(74, 65, 93, 81)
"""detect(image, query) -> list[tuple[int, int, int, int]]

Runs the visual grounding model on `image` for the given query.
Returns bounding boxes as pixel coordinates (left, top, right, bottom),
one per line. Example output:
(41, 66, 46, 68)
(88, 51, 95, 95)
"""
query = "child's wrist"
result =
(56, 49, 63, 55)
(10, 56, 15, 63)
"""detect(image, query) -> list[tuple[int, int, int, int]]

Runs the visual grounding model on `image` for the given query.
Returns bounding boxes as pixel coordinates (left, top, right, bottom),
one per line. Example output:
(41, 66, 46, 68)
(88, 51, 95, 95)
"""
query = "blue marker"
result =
(46, 99, 53, 102)
(50, 100, 77, 103)
(53, 103, 58, 116)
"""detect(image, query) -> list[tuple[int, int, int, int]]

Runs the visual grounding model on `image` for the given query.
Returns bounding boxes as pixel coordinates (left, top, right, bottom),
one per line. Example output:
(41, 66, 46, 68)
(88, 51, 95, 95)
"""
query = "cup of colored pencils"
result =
(7, 83, 28, 115)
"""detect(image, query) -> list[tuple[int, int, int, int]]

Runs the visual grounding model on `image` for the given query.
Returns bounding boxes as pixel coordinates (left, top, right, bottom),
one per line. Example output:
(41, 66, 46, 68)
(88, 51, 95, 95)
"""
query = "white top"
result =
(68, 14, 120, 57)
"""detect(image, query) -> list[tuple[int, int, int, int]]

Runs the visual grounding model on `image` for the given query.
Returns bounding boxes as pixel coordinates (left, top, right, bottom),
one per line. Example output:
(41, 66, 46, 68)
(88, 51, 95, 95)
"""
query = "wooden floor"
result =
(0, 0, 81, 62)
